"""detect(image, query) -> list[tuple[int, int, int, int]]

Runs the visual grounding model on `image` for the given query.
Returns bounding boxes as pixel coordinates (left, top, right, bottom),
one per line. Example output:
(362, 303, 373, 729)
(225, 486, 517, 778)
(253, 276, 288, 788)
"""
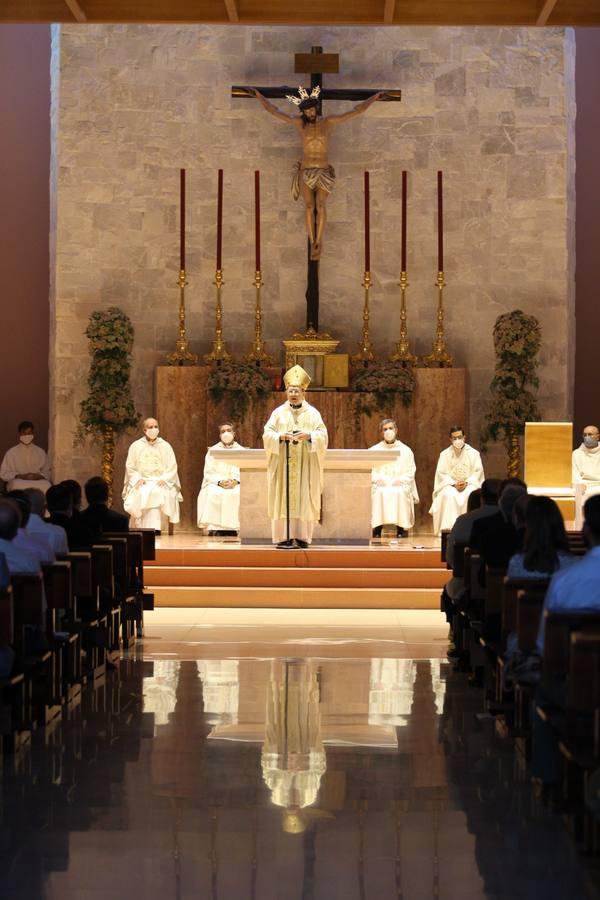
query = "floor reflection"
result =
(1, 654, 599, 899)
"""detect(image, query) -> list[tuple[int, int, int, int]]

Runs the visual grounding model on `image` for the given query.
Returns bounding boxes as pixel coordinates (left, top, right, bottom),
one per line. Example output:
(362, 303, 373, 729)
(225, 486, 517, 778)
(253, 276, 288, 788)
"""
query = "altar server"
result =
(430, 425, 484, 534)
(197, 422, 243, 536)
(370, 418, 419, 537)
(0, 421, 51, 492)
(572, 424, 600, 500)
(263, 365, 328, 548)
(123, 418, 182, 531)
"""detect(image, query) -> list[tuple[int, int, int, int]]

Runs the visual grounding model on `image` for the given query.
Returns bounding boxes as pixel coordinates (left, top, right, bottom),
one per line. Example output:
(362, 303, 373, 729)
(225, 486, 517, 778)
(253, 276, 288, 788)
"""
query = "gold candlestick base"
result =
(351, 271, 376, 364)
(245, 270, 273, 365)
(421, 271, 453, 368)
(389, 270, 417, 366)
(167, 269, 198, 366)
(204, 269, 232, 363)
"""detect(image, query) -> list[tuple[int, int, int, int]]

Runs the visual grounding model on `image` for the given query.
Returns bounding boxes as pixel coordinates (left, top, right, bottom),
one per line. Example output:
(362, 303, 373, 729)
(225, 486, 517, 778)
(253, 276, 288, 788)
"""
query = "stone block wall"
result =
(49, 24, 575, 498)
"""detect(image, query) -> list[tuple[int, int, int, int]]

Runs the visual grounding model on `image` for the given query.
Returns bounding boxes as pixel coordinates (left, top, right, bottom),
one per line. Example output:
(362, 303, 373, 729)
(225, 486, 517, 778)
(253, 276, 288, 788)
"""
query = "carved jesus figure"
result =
(252, 87, 383, 259)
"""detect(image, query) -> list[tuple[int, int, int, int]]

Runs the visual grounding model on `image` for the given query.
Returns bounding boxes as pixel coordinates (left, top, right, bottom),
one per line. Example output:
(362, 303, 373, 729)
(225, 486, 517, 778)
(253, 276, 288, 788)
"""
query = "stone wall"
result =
(49, 24, 575, 499)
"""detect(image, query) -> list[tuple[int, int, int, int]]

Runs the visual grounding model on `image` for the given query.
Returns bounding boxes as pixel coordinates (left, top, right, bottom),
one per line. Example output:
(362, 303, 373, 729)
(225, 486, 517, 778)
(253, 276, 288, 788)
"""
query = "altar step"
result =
(145, 545, 446, 609)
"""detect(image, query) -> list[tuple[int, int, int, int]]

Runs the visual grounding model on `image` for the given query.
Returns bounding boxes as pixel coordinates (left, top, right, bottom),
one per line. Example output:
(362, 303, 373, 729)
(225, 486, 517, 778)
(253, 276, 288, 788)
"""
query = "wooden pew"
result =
(11, 573, 61, 726)
(0, 586, 30, 752)
(98, 538, 126, 657)
(42, 561, 82, 705)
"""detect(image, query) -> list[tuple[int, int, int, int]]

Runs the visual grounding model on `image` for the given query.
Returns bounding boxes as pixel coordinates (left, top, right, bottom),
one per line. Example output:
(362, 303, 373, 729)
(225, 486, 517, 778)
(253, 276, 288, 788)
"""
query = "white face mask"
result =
(220, 432, 234, 445)
(452, 438, 465, 450)
(145, 427, 159, 440)
(383, 428, 396, 442)
(19, 435, 34, 445)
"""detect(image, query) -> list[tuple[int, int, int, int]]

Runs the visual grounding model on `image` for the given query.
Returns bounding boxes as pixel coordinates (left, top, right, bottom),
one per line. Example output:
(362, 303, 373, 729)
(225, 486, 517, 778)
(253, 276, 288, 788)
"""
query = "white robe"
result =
(0, 442, 51, 492)
(263, 400, 327, 544)
(370, 439, 419, 529)
(429, 443, 484, 534)
(122, 436, 182, 526)
(572, 444, 600, 499)
(197, 441, 242, 531)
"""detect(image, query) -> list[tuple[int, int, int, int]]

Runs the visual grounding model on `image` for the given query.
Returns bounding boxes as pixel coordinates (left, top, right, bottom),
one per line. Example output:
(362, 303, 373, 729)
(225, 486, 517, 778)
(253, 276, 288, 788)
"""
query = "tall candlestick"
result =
(401, 170, 407, 273)
(254, 170, 261, 271)
(437, 170, 443, 272)
(364, 171, 370, 272)
(216, 168, 223, 271)
(179, 168, 185, 271)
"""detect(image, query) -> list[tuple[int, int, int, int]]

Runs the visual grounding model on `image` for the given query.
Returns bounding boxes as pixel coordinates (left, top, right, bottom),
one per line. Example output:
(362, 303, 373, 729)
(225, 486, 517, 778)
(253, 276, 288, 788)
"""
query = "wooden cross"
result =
(232, 46, 401, 334)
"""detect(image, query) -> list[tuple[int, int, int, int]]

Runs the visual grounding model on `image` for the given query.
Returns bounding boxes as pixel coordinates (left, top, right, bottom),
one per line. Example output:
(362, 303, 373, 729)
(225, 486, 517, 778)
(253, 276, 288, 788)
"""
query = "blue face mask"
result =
(583, 435, 599, 449)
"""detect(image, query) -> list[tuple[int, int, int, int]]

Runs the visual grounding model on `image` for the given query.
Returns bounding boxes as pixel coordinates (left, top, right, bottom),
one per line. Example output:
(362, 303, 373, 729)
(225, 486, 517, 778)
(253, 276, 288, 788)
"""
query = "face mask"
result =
(221, 432, 234, 445)
(452, 438, 465, 450)
(583, 436, 599, 449)
(19, 435, 34, 445)
(145, 427, 159, 440)
(383, 429, 396, 442)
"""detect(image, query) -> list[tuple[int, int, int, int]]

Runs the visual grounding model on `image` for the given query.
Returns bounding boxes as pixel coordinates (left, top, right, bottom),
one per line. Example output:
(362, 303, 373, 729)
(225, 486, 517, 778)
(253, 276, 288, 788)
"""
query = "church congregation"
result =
(3, 8, 600, 897)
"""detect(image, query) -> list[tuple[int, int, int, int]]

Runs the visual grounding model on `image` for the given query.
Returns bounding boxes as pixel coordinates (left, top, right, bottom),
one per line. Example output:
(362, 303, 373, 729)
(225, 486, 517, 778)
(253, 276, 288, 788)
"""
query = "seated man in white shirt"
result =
(0, 420, 52, 493)
(572, 423, 600, 502)
(369, 418, 418, 538)
(429, 425, 484, 535)
(0, 499, 42, 576)
(7, 490, 55, 564)
(23, 488, 69, 555)
(197, 422, 242, 536)
(123, 418, 183, 532)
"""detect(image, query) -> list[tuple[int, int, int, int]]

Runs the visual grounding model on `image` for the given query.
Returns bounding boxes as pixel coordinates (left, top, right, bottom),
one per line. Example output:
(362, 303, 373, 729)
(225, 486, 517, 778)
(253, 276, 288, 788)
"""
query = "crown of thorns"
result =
(286, 85, 321, 106)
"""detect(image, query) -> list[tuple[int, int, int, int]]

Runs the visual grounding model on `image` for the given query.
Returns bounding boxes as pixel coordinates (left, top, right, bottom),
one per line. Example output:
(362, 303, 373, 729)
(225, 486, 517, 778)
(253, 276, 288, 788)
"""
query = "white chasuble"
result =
(122, 436, 182, 525)
(263, 400, 327, 544)
(429, 443, 484, 534)
(0, 443, 51, 493)
(572, 444, 600, 500)
(196, 442, 242, 531)
(370, 439, 419, 529)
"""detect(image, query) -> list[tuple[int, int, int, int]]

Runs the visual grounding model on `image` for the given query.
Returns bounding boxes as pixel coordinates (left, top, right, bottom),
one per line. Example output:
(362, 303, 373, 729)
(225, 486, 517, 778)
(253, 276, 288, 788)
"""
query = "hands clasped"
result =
(281, 431, 311, 443)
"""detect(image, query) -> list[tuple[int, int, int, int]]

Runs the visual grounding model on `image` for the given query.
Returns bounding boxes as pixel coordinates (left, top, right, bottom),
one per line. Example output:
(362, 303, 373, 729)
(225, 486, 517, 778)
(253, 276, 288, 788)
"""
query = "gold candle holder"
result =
(167, 269, 198, 366)
(245, 270, 273, 365)
(351, 270, 376, 364)
(204, 269, 231, 363)
(389, 270, 417, 365)
(422, 271, 453, 368)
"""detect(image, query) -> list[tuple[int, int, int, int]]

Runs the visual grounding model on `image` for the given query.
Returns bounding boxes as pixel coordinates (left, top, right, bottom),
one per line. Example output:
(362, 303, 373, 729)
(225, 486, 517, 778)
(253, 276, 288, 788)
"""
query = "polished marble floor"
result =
(2, 610, 599, 900)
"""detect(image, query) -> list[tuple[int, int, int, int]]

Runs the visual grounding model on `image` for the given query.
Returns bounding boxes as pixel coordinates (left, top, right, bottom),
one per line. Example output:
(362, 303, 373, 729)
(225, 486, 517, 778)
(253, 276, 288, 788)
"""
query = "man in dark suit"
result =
(46, 483, 98, 549)
(81, 477, 129, 534)
(470, 478, 527, 580)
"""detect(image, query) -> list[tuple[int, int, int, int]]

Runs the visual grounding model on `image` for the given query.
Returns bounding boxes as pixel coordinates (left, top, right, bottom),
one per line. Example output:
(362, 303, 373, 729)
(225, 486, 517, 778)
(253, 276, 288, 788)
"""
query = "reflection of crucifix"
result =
(232, 47, 401, 333)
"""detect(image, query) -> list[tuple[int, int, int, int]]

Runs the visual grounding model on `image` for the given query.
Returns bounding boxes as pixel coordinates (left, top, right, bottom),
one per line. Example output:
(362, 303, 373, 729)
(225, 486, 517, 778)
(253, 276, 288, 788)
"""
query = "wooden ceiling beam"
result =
(383, 0, 396, 24)
(63, 0, 87, 21)
(536, 0, 559, 25)
(224, 0, 240, 21)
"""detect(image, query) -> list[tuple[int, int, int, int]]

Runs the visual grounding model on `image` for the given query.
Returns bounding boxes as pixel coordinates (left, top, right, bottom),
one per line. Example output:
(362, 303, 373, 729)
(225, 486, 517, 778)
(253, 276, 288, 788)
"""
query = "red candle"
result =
(216, 169, 223, 270)
(179, 168, 185, 271)
(254, 170, 261, 271)
(364, 171, 370, 272)
(401, 169, 407, 272)
(437, 169, 443, 272)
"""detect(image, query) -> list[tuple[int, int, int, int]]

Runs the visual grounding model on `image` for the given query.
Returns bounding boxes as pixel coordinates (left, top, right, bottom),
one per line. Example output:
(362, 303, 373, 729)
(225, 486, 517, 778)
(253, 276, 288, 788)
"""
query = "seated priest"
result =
(429, 425, 484, 535)
(369, 418, 419, 538)
(572, 423, 600, 501)
(0, 420, 51, 492)
(263, 365, 328, 549)
(197, 422, 243, 536)
(81, 476, 129, 534)
(122, 417, 182, 531)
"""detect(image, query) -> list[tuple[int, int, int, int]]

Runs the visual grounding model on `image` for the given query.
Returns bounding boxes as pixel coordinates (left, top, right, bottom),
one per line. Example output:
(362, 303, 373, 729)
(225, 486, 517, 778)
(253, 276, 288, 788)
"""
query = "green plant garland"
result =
(351, 360, 416, 432)
(208, 362, 272, 424)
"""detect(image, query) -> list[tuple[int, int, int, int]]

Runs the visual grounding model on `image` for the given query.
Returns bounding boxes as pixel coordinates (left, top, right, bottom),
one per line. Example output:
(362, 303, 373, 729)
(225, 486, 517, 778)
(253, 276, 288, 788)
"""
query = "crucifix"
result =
(232, 46, 401, 334)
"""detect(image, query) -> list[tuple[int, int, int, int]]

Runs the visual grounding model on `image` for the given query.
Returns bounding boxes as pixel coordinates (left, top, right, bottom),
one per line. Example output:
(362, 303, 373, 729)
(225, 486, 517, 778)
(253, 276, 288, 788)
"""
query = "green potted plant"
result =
(78, 307, 140, 500)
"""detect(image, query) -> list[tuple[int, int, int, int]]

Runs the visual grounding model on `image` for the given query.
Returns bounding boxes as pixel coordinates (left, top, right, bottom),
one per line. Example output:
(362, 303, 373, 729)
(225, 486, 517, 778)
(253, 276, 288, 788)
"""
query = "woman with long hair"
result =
(507, 495, 575, 578)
